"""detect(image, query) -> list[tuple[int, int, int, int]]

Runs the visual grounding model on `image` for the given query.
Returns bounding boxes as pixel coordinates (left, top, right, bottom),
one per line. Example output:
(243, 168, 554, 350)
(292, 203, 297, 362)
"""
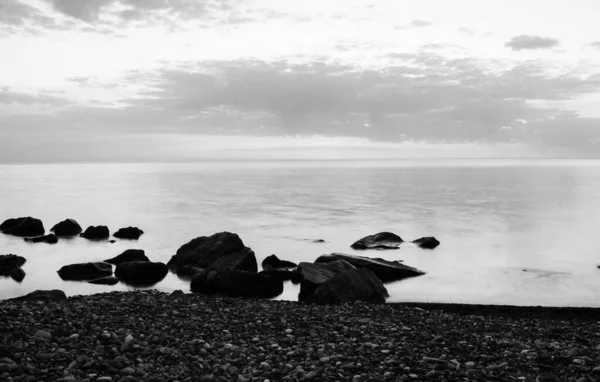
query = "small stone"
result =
(121, 335, 134, 352)
(260, 362, 271, 371)
(320, 357, 330, 363)
(96, 377, 112, 382)
(573, 359, 584, 365)
(593, 366, 600, 374)
(465, 361, 475, 368)
(120, 367, 135, 375)
(35, 330, 51, 339)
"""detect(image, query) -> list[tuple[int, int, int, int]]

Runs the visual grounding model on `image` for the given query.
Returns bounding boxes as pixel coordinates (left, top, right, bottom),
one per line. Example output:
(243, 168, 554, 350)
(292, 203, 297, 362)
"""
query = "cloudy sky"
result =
(1, 0, 599, 162)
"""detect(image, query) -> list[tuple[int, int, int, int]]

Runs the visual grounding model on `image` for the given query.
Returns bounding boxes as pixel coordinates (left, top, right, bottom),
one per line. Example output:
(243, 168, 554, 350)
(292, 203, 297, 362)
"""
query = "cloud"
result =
(505, 35, 560, 51)
(395, 20, 433, 30)
(591, 41, 600, 49)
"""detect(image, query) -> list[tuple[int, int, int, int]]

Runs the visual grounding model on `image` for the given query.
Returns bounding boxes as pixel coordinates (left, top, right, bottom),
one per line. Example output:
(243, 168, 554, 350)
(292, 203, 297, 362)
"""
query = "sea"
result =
(1, 159, 600, 306)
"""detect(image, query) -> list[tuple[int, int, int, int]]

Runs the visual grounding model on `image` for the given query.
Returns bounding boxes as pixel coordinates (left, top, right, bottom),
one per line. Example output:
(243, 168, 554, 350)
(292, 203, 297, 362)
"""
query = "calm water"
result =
(1, 159, 600, 306)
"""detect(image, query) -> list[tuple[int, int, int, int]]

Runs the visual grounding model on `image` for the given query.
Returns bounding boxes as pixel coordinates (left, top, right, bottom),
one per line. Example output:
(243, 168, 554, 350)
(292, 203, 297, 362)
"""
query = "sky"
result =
(0, 0, 599, 162)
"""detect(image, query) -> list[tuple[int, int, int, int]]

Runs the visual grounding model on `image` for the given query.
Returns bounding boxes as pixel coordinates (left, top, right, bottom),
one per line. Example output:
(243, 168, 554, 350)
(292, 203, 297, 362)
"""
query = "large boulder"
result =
(412, 236, 440, 249)
(104, 249, 149, 265)
(306, 268, 389, 305)
(24, 234, 58, 244)
(0, 254, 26, 281)
(351, 232, 403, 250)
(297, 260, 356, 301)
(50, 219, 83, 237)
(191, 269, 283, 298)
(115, 261, 168, 286)
(167, 232, 257, 273)
(9, 290, 67, 302)
(80, 226, 110, 240)
(113, 227, 144, 240)
(315, 253, 425, 283)
(262, 254, 297, 270)
(258, 269, 302, 283)
(57, 262, 113, 281)
(0, 217, 45, 237)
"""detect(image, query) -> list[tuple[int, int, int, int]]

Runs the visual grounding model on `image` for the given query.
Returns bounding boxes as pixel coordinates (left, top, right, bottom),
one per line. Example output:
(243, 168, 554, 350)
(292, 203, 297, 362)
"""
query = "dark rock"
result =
(57, 262, 113, 281)
(167, 232, 257, 273)
(80, 225, 110, 240)
(10, 267, 25, 282)
(175, 265, 205, 278)
(262, 254, 297, 270)
(297, 260, 356, 301)
(24, 234, 58, 244)
(9, 289, 66, 302)
(109, 240, 116, 243)
(0, 254, 26, 276)
(313, 239, 326, 243)
(113, 227, 144, 240)
(351, 232, 403, 250)
(88, 277, 119, 285)
(50, 219, 82, 237)
(115, 261, 168, 286)
(259, 269, 302, 283)
(315, 253, 425, 283)
(306, 268, 389, 304)
(412, 236, 440, 249)
(191, 269, 283, 298)
(0, 217, 45, 237)
(170, 289, 184, 297)
(104, 249, 149, 265)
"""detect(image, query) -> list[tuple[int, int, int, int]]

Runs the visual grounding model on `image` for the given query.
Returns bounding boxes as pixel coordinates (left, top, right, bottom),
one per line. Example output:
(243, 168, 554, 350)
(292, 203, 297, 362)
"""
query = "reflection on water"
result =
(0, 159, 600, 306)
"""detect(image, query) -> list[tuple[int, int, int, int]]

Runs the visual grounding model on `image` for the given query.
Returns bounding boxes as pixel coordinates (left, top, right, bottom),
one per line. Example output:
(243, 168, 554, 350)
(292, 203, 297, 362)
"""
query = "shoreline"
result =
(2, 290, 600, 381)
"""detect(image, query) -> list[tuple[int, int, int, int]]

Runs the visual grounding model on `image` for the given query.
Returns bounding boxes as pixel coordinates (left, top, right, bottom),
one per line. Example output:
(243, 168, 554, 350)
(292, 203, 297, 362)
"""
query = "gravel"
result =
(2, 290, 600, 381)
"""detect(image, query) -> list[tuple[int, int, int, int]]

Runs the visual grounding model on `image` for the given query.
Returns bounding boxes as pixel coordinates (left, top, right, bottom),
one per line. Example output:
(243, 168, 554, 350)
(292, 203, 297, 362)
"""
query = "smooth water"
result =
(1, 159, 600, 306)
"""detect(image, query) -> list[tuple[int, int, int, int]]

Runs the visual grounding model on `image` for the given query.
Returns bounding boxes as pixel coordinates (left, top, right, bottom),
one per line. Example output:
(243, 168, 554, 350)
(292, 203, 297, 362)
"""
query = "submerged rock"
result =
(351, 232, 403, 250)
(167, 232, 257, 273)
(259, 269, 302, 283)
(191, 269, 283, 298)
(115, 261, 168, 286)
(88, 277, 119, 285)
(412, 236, 440, 249)
(50, 219, 82, 237)
(24, 234, 58, 244)
(80, 226, 110, 240)
(0, 217, 45, 237)
(0, 254, 26, 281)
(315, 253, 425, 283)
(104, 249, 149, 265)
(57, 262, 113, 281)
(262, 254, 297, 270)
(297, 260, 356, 301)
(113, 227, 144, 240)
(9, 289, 67, 302)
(306, 268, 389, 304)
(10, 267, 25, 282)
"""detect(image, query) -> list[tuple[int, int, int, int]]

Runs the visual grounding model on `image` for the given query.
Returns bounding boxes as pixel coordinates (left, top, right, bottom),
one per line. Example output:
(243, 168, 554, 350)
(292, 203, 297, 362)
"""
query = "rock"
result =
(24, 234, 58, 244)
(167, 232, 257, 273)
(175, 265, 205, 278)
(34, 330, 51, 339)
(113, 227, 144, 240)
(9, 289, 66, 302)
(191, 269, 283, 298)
(80, 225, 110, 240)
(350, 232, 403, 250)
(262, 254, 297, 270)
(258, 269, 302, 283)
(306, 268, 388, 304)
(115, 261, 168, 286)
(10, 267, 25, 282)
(88, 277, 119, 285)
(297, 260, 356, 301)
(0, 217, 45, 237)
(412, 236, 440, 249)
(170, 290, 184, 297)
(104, 249, 149, 265)
(57, 262, 113, 281)
(315, 253, 425, 283)
(50, 219, 82, 237)
(121, 334, 134, 352)
(0, 254, 26, 279)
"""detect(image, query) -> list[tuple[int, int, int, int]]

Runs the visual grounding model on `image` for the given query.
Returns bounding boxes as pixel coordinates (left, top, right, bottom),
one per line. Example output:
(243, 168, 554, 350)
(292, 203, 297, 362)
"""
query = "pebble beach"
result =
(2, 290, 600, 382)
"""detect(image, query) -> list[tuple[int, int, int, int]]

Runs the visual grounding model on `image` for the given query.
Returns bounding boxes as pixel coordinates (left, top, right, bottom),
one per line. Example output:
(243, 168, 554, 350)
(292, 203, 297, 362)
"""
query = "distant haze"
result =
(1, 0, 600, 162)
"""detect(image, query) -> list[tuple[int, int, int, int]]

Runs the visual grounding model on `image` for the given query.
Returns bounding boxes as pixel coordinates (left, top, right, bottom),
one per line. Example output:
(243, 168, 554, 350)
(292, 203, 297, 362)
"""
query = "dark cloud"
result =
(505, 35, 560, 51)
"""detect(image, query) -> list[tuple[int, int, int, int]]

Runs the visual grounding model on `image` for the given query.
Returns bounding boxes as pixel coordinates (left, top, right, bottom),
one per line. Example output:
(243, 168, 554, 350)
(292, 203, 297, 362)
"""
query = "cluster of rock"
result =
(166, 231, 426, 304)
(57, 249, 167, 287)
(0, 216, 144, 244)
(0, 254, 26, 282)
(351, 231, 440, 250)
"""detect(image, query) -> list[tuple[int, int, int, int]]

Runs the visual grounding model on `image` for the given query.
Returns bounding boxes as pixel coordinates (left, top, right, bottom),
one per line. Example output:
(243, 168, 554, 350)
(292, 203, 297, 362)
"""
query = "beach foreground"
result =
(2, 291, 600, 381)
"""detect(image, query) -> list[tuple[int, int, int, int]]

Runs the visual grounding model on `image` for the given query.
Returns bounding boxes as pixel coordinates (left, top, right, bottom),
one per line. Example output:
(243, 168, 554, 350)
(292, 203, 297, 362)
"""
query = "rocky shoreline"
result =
(2, 290, 600, 382)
